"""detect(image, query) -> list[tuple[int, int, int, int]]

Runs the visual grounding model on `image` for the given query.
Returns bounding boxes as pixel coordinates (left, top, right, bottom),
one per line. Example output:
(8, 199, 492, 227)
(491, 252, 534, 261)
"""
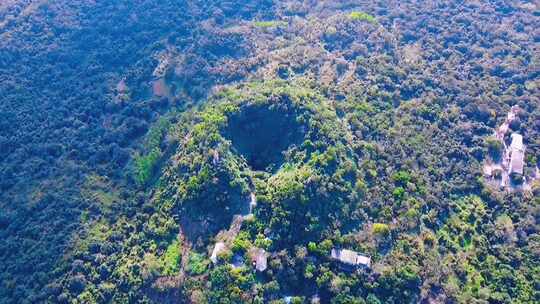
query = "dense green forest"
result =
(0, 1, 539, 303)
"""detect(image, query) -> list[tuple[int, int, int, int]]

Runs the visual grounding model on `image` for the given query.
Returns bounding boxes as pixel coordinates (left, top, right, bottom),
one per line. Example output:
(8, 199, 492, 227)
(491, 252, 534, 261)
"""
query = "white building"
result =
(247, 247, 268, 272)
(331, 248, 371, 268)
(253, 248, 268, 272)
(509, 133, 525, 176)
(210, 242, 226, 264)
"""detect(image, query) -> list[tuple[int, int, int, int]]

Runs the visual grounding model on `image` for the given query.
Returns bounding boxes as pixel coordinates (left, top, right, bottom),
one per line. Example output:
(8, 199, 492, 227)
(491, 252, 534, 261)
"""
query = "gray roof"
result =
(252, 248, 268, 272)
(510, 150, 525, 175)
(331, 249, 371, 267)
(511, 133, 524, 150)
(510, 133, 525, 175)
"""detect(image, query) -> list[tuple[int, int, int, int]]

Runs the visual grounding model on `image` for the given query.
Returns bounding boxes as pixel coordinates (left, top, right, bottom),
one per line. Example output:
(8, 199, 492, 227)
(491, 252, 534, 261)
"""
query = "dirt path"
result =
(178, 225, 191, 284)
(230, 215, 244, 235)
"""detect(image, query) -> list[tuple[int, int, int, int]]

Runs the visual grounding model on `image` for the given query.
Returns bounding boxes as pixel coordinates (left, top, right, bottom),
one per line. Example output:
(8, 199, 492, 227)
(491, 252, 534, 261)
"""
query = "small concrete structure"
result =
(249, 193, 257, 213)
(509, 133, 525, 176)
(252, 248, 268, 272)
(331, 248, 371, 268)
(210, 242, 226, 264)
(248, 247, 268, 272)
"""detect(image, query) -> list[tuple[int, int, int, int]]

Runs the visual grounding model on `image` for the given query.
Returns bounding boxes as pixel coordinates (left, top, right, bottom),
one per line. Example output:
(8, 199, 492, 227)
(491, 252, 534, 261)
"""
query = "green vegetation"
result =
(349, 11, 377, 24)
(145, 117, 170, 150)
(392, 186, 406, 200)
(124, 78, 538, 303)
(141, 253, 162, 280)
(133, 117, 172, 186)
(134, 148, 161, 185)
(392, 170, 412, 185)
(187, 253, 207, 275)
(253, 20, 288, 28)
(372, 223, 390, 236)
(3, 1, 539, 303)
(207, 266, 255, 301)
(232, 232, 252, 253)
(485, 136, 504, 159)
(162, 240, 181, 275)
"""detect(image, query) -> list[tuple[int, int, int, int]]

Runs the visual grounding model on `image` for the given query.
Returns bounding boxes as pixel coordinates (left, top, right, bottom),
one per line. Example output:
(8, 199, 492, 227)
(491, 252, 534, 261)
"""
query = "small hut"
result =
(210, 242, 226, 264)
(331, 248, 371, 269)
(250, 248, 268, 272)
(509, 133, 525, 176)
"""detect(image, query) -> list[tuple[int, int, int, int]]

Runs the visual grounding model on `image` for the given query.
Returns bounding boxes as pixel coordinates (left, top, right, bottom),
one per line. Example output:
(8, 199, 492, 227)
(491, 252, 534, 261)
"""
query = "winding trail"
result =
(177, 225, 191, 284)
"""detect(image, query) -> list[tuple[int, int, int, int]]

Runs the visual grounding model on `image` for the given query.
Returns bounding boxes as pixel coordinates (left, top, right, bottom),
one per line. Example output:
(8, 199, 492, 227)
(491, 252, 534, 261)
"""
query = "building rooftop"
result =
(510, 133, 524, 151)
(250, 248, 268, 272)
(331, 248, 371, 268)
(210, 242, 226, 264)
(510, 149, 525, 175)
(510, 133, 525, 175)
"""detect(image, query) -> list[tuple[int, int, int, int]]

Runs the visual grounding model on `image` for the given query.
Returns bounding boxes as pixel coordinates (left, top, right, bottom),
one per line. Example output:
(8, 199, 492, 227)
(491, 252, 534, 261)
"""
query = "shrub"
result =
(162, 240, 181, 275)
(145, 118, 170, 150)
(485, 137, 503, 159)
(217, 249, 233, 263)
(232, 232, 251, 253)
(306, 240, 333, 256)
(392, 170, 412, 185)
(254, 233, 272, 250)
(68, 275, 87, 293)
(187, 253, 207, 275)
(367, 294, 382, 304)
(141, 253, 161, 280)
(531, 180, 540, 197)
(318, 239, 333, 255)
(349, 11, 377, 24)
(253, 21, 287, 28)
(393, 187, 406, 200)
(134, 148, 161, 185)
(373, 223, 390, 236)
(355, 178, 367, 196)
(307, 242, 318, 253)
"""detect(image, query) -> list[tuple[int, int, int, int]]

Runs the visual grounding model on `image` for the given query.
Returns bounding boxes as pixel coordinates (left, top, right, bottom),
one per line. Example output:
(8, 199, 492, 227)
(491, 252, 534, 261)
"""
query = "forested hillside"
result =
(0, 1, 539, 303)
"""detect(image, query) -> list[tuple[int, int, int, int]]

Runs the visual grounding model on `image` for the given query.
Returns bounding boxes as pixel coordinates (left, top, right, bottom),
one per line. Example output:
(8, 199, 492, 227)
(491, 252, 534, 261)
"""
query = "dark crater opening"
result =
(224, 104, 304, 171)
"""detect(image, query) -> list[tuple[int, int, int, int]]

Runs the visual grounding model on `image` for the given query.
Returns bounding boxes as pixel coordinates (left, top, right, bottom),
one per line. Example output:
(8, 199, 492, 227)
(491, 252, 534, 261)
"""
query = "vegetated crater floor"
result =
(223, 102, 304, 172)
